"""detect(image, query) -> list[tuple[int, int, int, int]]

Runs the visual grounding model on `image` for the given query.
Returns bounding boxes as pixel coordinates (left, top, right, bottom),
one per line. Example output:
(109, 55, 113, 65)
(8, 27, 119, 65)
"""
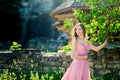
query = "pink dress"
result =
(61, 42, 91, 80)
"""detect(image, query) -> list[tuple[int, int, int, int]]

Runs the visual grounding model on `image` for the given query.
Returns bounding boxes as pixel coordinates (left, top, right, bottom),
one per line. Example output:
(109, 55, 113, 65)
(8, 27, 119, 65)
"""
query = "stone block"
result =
(93, 57, 102, 64)
(62, 62, 70, 69)
(33, 63, 38, 68)
(50, 62, 61, 67)
(97, 49, 104, 56)
(107, 63, 116, 68)
(88, 51, 95, 56)
(102, 56, 105, 63)
(26, 59, 34, 63)
(99, 70, 107, 75)
(89, 62, 94, 68)
(116, 64, 120, 69)
(95, 64, 102, 68)
(33, 58, 41, 63)
(102, 63, 106, 68)
(105, 69, 111, 73)
(88, 56, 93, 62)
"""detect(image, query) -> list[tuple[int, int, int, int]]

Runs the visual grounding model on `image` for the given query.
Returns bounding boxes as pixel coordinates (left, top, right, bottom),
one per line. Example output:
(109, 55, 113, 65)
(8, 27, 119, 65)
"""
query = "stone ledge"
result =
(0, 47, 119, 78)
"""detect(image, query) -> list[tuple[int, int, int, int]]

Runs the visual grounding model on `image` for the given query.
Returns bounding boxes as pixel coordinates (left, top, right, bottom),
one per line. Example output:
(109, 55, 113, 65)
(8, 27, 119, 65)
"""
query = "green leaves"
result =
(76, 0, 80, 2)
(63, 19, 73, 29)
(73, 0, 120, 44)
(61, 44, 71, 52)
(73, 9, 82, 18)
(0, 70, 63, 80)
(64, 0, 120, 44)
(73, 9, 91, 23)
(115, 23, 120, 31)
(98, 16, 106, 26)
(91, 6, 98, 18)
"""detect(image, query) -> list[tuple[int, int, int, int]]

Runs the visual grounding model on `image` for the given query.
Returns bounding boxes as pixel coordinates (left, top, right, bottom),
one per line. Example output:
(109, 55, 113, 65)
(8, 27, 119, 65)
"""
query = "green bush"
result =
(64, 0, 120, 44)
(0, 69, 64, 80)
(0, 69, 120, 80)
(9, 42, 21, 50)
(102, 71, 120, 80)
(61, 44, 71, 52)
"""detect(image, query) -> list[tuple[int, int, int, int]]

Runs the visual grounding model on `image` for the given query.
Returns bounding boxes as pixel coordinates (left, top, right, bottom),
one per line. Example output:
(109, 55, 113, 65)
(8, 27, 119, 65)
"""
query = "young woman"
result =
(61, 23, 107, 80)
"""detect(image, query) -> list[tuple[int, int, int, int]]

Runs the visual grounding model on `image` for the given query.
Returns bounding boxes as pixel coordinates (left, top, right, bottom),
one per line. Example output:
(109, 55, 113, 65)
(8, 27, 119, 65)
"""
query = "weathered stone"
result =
(97, 49, 104, 56)
(93, 57, 102, 64)
(58, 50, 66, 55)
(62, 62, 70, 69)
(21, 54, 28, 58)
(107, 63, 116, 68)
(97, 69, 111, 76)
(50, 62, 61, 67)
(116, 64, 120, 69)
(114, 55, 120, 63)
(0, 46, 120, 79)
(26, 59, 34, 63)
(88, 51, 95, 56)
(102, 63, 106, 68)
(89, 62, 94, 68)
(99, 69, 107, 75)
(88, 56, 93, 62)
(106, 69, 111, 73)
(102, 56, 105, 63)
(95, 64, 102, 68)
(33, 58, 41, 63)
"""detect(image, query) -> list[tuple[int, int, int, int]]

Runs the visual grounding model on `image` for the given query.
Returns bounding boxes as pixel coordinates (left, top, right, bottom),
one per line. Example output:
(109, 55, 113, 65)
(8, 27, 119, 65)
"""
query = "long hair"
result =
(72, 23, 86, 41)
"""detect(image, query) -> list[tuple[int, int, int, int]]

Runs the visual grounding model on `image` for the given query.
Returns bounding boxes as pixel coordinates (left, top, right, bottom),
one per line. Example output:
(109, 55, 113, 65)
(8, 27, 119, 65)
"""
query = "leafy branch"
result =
(64, 0, 120, 44)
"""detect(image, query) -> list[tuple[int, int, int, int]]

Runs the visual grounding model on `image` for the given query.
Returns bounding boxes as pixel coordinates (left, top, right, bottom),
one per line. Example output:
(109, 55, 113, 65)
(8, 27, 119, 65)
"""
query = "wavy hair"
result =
(72, 23, 86, 41)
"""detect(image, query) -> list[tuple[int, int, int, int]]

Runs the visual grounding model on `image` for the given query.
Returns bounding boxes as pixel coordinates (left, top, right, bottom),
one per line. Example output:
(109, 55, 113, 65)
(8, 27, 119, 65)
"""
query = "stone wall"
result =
(88, 48, 120, 79)
(0, 44, 120, 79)
(0, 49, 43, 73)
(57, 45, 120, 79)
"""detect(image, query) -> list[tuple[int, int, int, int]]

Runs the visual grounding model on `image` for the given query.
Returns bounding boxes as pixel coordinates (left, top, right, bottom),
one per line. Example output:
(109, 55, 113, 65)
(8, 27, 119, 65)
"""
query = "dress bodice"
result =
(76, 43, 89, 56)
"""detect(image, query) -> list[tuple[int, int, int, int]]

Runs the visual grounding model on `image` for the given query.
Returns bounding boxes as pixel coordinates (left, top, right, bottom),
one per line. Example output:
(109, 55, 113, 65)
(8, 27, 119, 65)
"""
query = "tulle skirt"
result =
(61, 60, 91, 80)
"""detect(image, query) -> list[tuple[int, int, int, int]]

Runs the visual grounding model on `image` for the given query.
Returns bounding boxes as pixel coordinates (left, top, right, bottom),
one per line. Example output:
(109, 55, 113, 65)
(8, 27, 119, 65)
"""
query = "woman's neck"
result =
(78, 35, 84, 40)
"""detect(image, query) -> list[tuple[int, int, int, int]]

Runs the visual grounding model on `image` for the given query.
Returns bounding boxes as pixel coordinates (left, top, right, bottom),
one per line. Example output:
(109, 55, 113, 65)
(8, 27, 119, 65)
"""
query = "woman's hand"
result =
(81, 56, 88, 60)
(88, 39, 108, 52)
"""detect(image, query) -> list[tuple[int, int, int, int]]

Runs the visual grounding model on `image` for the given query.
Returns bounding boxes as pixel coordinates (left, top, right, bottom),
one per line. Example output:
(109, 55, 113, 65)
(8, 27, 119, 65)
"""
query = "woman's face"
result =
(75, 26, 83, 36)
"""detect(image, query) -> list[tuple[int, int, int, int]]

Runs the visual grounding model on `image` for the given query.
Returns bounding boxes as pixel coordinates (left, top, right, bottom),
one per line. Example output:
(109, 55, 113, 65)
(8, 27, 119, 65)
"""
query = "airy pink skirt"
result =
(61, 60, 91, 80)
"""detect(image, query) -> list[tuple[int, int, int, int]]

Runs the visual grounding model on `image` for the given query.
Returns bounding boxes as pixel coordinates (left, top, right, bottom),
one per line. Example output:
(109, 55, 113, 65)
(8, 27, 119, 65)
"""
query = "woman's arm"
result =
(70, 40, 87, 60)
(88, 40, 107, 52)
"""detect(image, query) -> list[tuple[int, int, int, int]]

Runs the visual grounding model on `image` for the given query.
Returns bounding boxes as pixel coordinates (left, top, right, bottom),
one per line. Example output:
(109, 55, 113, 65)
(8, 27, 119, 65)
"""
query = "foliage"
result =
(9, 41, 21, 50)
(40, 69, 63, 80)
(63, 19, 73, 29)
(0, 69, 63, 80)
(91, 70, 96, 80)
(64, 0, 120, 44)
(75, 0, 120, 44)
(0, 69, 120, 80)
(61, 44, 71, 52)
(102, 71, 120, 80)
(90, 70, 120, 80)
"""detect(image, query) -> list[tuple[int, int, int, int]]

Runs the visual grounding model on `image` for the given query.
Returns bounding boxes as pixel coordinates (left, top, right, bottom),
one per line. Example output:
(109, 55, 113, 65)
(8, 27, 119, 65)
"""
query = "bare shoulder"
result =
(72, 39, 77, 43)
(84, 39, 90, 45)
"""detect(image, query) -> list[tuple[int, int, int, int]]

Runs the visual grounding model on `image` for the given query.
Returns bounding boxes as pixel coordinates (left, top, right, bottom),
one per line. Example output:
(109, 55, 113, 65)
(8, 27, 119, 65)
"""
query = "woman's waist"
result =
(73, 59, 88, 62)
(76, 53, 87, 56)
